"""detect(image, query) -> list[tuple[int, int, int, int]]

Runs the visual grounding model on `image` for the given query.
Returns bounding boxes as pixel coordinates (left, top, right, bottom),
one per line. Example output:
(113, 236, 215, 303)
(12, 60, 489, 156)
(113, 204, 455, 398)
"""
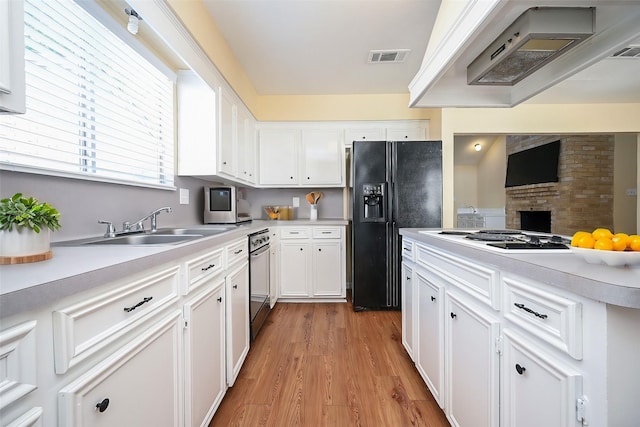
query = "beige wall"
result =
(614, 134, 639, 233)
(453, 165, 478, 213)
(477, 136, 506, 208)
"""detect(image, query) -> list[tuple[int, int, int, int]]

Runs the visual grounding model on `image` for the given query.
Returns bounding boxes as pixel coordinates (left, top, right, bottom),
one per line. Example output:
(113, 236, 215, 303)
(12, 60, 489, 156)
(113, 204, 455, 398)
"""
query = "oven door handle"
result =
(250, 244, 270, 257)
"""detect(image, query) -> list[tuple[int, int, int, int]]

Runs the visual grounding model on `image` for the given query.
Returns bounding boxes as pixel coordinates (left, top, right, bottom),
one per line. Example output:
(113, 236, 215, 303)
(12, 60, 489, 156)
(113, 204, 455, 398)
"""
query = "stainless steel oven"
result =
(248, 228, 271, 340)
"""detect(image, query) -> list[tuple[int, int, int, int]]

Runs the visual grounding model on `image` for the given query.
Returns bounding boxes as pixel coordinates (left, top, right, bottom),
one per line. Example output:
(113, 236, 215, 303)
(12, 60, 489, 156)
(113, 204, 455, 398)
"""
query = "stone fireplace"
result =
(505, 135, 614, 236)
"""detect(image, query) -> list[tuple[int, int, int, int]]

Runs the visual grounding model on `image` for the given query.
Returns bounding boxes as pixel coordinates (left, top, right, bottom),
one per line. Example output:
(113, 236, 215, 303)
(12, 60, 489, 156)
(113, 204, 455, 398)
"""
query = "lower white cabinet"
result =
(183, 279, 226, 427)
(278, 226, 346, 299)
(225, 261, 250, 386)
(415, 269, 444, 408)
(501, 329, 583, 427)
(445, 292, 500, 427)
(58, 311, 184, 427)
(401, 262, 415, 360)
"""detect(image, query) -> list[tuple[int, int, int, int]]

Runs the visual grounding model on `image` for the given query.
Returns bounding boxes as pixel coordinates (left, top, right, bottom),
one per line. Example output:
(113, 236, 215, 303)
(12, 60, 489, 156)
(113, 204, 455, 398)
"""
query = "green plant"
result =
(0, 193, 61, 233)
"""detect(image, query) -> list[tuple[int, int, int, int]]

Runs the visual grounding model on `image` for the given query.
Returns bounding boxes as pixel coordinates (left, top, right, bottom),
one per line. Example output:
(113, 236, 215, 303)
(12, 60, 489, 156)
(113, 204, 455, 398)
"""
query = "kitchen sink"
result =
(154, 227, 234, 236)
(80, 233, 204, 246)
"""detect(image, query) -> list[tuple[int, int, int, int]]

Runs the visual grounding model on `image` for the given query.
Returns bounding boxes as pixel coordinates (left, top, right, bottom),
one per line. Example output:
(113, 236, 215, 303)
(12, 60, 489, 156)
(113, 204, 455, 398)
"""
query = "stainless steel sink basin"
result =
(82, 233, 203, 245)
(155, 227, 233, 236)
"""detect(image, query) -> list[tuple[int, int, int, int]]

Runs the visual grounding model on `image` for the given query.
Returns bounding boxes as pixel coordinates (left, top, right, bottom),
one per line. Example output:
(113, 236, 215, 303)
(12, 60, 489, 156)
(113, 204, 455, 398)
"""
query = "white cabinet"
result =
(0, 321, 38, 410)
(344, 127, 386, 144)
(176, 71, 256, 186)
(258, 128, 299, 185)
(445, 292, 500, 427)
(387, 126, 427, 141)
(225, 261, 250, 386)
(183, 278, 226, 427)
(300, 129, 343, 185)
(0, 0, 25, 113)
(501, 329, 583, 427)
(278, 226, 346, 299)
(401, 262, 415, 360)
(258, 127, 344, 187)
(58, 311, 184, 427)
(415, 269, 444, 408)
(269, 228, 280, 307)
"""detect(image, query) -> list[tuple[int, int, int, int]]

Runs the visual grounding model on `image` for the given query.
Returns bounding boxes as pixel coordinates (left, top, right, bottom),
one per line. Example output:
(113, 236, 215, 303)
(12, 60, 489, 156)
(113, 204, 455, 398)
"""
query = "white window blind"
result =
(0, 0, 175, 188)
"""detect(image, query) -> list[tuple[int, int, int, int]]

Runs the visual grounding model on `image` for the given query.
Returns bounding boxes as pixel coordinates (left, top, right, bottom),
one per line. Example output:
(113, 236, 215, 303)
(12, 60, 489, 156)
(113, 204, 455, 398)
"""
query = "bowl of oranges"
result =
(570, 228, 640, 267)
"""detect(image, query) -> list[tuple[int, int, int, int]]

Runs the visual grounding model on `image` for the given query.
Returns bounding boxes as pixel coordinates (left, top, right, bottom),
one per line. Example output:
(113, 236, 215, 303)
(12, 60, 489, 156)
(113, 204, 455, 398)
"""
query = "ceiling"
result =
(200, 0, 639, 104)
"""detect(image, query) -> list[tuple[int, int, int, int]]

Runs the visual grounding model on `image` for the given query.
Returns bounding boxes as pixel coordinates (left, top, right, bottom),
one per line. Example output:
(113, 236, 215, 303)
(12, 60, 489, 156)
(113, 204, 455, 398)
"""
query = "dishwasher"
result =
(248, 228, 271, 340)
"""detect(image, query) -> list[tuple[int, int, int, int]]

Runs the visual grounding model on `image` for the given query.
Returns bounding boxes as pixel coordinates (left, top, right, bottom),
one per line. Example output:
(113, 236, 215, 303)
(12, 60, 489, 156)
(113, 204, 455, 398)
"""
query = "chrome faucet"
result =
(124, 206, 172, 233)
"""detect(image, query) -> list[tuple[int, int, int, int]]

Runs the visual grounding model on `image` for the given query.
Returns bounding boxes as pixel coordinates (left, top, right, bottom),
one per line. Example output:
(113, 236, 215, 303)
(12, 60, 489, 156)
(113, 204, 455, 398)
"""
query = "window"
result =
(0, 0, 175, 188)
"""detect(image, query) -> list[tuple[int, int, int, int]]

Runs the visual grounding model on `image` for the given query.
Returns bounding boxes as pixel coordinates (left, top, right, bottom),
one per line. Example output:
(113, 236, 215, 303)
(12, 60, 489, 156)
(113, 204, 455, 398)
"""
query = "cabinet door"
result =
(311, 241, 342, 297)
(269, 231, 280, 307)
(184, 280, 226, 427)
(237, 109, 256, 184)
(401, 262, 415, 360)
(258, 129, 298, 185)
(502, 329, 583, 427)
(279, 241, 310, 297)
(416, 270, 444, 408)
(219, 89, 236, 176)
(58, 312, 183, 427)
(225, 262, 250, 387)
(300, 129, 343, 185)
(0, 0, 25, 113)
(445, 292, 500, 427)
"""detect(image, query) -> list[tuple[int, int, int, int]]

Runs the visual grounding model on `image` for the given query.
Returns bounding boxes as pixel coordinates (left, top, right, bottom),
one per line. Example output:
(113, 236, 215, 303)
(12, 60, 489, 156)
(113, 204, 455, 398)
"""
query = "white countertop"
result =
(0, 220, 348, 318)
(400, 229, 640, 309)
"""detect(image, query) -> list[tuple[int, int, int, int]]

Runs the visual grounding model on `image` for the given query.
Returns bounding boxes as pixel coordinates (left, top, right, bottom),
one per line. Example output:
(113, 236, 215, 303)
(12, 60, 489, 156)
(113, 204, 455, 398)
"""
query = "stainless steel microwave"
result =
(204, 186, 252, 224)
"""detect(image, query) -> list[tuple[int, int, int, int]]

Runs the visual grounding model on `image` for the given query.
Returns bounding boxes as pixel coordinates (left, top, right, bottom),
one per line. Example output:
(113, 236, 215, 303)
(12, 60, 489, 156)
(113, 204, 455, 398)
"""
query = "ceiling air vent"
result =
(368, 49, 410, 64)
(610, 45, 640, 58)
(467, 7, 595, 86)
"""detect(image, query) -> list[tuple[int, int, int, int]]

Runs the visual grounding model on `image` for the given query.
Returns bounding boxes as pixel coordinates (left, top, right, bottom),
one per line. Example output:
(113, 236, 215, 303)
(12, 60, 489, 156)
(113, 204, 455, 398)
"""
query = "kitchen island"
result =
(400, 228, 640, 427)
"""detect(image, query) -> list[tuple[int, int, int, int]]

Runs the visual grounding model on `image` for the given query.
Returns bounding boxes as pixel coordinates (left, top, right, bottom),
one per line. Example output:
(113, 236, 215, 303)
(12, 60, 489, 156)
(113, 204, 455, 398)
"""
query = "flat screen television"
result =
(505, 140, 560, 188)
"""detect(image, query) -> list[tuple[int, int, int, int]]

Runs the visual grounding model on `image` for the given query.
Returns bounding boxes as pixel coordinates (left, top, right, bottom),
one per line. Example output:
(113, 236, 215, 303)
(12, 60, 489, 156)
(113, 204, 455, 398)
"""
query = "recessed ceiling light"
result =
(474, 144, 482, 151)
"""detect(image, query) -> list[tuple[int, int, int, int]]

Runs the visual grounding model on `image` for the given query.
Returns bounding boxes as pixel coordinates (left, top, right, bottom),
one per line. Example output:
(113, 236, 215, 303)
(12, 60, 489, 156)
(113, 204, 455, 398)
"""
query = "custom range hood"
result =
(467, 7, 595, 86)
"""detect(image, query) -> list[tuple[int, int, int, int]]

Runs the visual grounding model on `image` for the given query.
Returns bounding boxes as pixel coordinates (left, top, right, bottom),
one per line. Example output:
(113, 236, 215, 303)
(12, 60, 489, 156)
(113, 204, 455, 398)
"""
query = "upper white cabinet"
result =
(344, 127, 386, 144)
(0, 0, 26, 114)
(176, 71, 256, 186)
(258, 126, 344, 187)
(387, 126, 427, 141)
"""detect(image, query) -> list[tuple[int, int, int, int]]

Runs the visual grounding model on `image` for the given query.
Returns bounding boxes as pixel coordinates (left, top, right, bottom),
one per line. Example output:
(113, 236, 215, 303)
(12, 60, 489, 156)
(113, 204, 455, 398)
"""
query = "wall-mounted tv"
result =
(505, 140, 561, 188)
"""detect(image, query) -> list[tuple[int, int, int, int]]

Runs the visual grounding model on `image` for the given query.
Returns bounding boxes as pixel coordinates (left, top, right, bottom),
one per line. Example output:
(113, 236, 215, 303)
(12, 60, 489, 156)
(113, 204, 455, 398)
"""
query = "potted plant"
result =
(0, 193, 61, 259)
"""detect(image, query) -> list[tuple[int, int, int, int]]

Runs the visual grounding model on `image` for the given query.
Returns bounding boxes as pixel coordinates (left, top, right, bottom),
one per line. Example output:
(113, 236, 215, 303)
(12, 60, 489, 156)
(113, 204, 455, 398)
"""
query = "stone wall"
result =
(505, 135, 614, 235)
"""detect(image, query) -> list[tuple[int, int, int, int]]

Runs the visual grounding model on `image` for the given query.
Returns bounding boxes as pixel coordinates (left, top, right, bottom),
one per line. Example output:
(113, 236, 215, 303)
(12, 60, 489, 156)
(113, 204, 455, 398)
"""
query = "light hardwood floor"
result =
(210, 301, 450, 426)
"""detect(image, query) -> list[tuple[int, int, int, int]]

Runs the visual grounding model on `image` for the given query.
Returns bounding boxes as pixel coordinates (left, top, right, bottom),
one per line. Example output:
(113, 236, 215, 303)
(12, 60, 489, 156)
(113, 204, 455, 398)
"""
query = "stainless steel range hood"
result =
(467, 7, 595, 86)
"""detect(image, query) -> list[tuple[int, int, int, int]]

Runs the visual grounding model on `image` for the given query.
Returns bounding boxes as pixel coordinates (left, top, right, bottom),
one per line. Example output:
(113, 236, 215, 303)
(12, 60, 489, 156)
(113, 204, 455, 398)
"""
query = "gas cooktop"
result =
(427, 229, 572, 253)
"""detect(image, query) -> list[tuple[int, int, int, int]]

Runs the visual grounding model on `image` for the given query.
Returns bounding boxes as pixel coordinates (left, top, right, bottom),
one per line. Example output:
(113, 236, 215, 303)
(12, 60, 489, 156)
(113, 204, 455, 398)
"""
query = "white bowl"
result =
(570, 246, 640, 267)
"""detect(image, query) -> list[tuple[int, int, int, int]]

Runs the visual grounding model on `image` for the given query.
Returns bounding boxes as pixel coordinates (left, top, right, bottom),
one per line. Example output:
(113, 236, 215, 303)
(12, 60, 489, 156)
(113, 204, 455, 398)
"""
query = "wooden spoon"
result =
(306, 192, 315, 205)
(315, 192, 323, 204)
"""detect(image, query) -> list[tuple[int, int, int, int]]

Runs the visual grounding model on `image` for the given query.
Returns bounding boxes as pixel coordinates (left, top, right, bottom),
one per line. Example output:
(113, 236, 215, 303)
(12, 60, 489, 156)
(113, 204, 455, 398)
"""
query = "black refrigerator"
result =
(351, 140, 442, 311)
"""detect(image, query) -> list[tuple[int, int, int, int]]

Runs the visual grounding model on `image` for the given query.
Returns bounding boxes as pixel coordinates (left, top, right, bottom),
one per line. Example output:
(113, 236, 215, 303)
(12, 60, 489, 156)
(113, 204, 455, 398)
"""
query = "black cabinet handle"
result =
(233, 284, 238, 289)
(96, 398, 110, 413)
(318, 248, 322, 252)
(217, 297, 222, 303)
(431, 296, 436, 302)
(300, 248, 303, 251)
(123, 296, 152, 313)
(201, 263, 216, 271)
(450, 312, 457, 319)
(234, 249, 243, 255)
(406, 276, 411, 281)
(514, 303, 548, 319)
(515, 364, 526, 375)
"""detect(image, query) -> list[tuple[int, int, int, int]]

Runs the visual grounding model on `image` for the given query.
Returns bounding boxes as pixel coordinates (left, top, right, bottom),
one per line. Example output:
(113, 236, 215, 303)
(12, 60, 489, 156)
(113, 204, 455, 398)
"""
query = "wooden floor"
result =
(210, 301, 450, 427)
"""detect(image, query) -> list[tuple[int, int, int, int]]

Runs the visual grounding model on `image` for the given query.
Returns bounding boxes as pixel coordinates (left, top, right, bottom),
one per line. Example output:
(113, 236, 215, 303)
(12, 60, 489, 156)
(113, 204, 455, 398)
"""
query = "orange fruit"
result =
(594, 238, 614, 251)
(592, 228, 614, 240)
(612, 233, 630, 251)
(576, 234, 596, 249)
(629, 235, 640, 252)
(571, 231, 591, 247)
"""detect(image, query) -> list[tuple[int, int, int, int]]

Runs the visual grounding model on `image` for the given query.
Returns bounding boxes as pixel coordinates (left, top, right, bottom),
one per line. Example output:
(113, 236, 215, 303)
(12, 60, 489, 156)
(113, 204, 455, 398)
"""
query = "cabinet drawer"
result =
(184, 247, 224, 293)
(416, 243, 500, 310)
(502, 275, 583, 360)
(280, 227, 310, 239)
(0, 320, 37, 409)
(311, 226, 341, 239)
(52, 265, 180, 374)
(226, 238, 248, 268)
(401, 238, 415, 262)
(58, 312, 183, 427)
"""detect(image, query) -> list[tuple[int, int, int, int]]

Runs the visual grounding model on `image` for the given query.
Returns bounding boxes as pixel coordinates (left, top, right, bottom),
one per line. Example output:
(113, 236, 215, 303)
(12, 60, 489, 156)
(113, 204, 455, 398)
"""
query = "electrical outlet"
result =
(293, 197, 300, 207)
(179, 188, 189, 205)
(626, 188, 638, 197)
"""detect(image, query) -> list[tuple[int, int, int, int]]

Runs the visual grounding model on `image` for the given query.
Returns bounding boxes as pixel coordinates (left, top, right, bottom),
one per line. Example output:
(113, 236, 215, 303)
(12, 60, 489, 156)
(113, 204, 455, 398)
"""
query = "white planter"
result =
(0, 227, 51, 257)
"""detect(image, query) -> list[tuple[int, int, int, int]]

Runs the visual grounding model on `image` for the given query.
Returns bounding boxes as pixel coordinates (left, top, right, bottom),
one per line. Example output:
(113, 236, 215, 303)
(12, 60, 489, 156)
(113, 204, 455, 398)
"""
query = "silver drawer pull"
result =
(514, 303, 548, 319)
(124, 296, 153, 313)
(290, 231, 300, 234)
(321, 231, 332, 234)
(201, 263, 216, 271)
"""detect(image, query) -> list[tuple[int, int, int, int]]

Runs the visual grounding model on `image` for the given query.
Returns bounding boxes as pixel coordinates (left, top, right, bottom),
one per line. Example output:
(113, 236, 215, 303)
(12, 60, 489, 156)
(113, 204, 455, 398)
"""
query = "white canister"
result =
(310, 204, 318, 221)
